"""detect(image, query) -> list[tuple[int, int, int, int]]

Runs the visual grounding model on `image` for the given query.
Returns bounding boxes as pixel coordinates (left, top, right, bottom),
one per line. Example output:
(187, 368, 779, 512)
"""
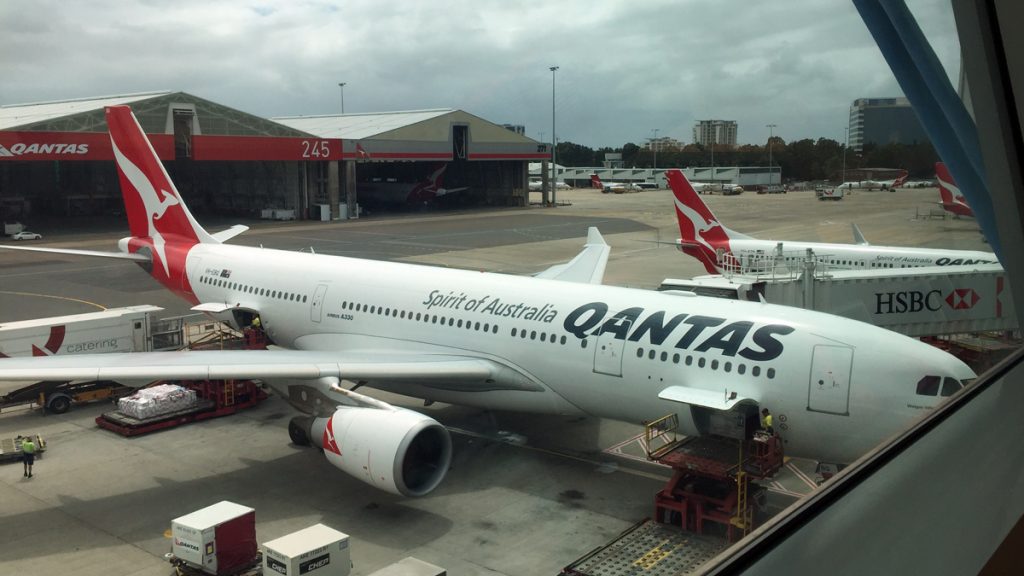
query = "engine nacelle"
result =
(309, 407, 452, 497)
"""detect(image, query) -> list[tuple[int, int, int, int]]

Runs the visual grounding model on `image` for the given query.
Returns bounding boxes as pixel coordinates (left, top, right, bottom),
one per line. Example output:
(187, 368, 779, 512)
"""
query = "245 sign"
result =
(301, 140, 331, 159)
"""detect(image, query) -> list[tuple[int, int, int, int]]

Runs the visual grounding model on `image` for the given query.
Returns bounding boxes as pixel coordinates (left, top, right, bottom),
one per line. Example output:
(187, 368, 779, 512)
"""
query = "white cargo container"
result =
(172, 501, 257, 576)
(0, 305, 163, 358)
(263, 524, 350, 576)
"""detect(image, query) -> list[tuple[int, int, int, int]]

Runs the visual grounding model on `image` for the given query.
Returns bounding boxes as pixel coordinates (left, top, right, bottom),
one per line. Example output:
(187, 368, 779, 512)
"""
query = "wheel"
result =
(47, 395, 72, 414)
(288, 417, 311, 446)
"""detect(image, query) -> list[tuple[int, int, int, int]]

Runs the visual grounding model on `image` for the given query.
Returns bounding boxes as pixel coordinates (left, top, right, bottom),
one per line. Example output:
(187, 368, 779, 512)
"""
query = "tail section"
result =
(893, 169, 909, 188)
(590, 174, 604, 190)
(665, 169, 749, 274)
(935, 162, 974, 217)
(107, 106, 215, 301)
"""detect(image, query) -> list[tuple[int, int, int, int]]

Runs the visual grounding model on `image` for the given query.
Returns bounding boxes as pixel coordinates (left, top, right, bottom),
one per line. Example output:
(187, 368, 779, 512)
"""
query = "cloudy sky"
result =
(1, 0, 959, 148)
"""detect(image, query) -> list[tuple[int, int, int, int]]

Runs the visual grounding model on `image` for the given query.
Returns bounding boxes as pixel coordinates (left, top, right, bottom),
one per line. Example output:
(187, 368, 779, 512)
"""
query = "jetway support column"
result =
(802, 248, 816, 309)
(541, 159, 550, 206)
(344, 160, 358, 219)
(327, 161, 340, 220)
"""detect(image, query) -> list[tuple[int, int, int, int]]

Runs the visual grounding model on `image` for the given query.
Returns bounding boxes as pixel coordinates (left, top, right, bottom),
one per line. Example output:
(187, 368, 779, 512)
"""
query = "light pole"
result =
(338, 82, 346, 114)
(651, 128, 660, 169)
(766, 123, 777, 187)
(843, 127, 849, 184)
(550, 66, 559, 205)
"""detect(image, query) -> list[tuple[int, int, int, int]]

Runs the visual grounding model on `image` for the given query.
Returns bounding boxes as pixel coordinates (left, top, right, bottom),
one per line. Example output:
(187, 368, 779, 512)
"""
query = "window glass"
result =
(941, 377, 962, 397)
(916, 375, 941, 396)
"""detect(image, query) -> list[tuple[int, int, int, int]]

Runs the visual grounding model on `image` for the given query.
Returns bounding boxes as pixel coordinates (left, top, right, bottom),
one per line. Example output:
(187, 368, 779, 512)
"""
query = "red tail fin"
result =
(107, 105, 213, 300)
(665, 169, 742, 274)
(591, 174, 603, 190)
(935, 162, 955, 204)
(893, 170, 909, 188)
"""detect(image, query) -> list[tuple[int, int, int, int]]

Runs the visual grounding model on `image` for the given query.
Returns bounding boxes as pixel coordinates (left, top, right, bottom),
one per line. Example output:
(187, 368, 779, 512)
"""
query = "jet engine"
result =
(305, 407, 452, 497)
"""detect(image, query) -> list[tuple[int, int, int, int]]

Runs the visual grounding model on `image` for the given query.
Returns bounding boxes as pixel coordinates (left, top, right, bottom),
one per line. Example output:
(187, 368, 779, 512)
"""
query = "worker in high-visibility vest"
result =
(761, 408, 774, 435)
(21, 437, 36, 478)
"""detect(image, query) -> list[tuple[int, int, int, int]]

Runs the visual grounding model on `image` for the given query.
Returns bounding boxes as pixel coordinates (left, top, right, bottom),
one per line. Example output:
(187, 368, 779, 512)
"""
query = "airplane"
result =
(666, 169, 998, 275)
(935, 162, 974, 218)
(691, 181, 744, 195)
(0, 106, 975, 498)
(836, 169, 909, 191)
(591, 174, 640, 193)
(528, 178, 571, 191)
(358, 164, 468, 207)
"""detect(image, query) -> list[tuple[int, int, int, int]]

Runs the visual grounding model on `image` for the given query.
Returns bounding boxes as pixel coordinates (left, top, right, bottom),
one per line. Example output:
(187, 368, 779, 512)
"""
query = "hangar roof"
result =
(0, 91, 311, 137)
(0, 91, 173, 130)
(274, 109, 455, 140)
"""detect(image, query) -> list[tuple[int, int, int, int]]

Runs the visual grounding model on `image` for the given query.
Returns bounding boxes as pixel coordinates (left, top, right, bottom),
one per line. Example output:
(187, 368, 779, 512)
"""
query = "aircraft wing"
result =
(534, 227, 610, 284)
(0, 349, 541, 391)
(658, 385, 755, 410)
(852, 224, 870, 246)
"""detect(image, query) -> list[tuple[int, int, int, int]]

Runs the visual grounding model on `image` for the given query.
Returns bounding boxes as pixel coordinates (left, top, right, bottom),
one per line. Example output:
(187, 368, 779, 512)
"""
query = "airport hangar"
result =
(0, 91, 548, 223)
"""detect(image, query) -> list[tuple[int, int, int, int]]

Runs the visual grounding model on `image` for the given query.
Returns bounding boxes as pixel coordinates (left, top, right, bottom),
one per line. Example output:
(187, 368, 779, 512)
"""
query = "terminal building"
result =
(0, 91, 546, 222)
(848, 97, 930, 151)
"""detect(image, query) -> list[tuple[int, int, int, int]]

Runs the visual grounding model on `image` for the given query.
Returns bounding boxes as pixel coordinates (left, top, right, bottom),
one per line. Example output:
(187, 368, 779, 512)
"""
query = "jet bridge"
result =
(660, 250, 1017, 338)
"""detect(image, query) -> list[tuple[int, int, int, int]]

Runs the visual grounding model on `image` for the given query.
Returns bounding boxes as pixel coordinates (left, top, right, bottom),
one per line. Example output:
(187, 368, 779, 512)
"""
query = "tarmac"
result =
(0, 186, 989, 575)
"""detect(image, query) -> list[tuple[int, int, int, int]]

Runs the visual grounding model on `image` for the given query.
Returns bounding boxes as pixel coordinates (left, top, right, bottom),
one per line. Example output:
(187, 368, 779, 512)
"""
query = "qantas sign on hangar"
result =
(0, 91, 547, 220)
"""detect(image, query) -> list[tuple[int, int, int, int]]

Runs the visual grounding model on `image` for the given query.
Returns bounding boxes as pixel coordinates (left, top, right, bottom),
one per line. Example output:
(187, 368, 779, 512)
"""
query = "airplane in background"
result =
(528, 178, 571, 191)
(935, 162, 975, 218)
(691, 181, 744, 195)
(666, 169, 997, 275)
(591, 174, 640, 193)
(836, 169, 909, 191)
(0, 107, 976, 497)
(359, 164, 468, 207)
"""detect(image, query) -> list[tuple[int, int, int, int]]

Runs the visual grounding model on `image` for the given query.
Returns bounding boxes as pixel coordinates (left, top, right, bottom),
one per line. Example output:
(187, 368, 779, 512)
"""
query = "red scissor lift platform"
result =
(646, 414, 784, 542)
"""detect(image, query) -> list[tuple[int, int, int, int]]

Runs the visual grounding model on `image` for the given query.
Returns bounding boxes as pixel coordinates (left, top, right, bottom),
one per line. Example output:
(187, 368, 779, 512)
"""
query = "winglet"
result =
(852, 224, 869, 246)
(534, 227, 610, 284)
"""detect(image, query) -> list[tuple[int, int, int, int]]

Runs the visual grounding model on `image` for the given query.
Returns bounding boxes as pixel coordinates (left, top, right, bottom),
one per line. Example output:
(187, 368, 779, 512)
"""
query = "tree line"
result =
(554, 138, 941, 182)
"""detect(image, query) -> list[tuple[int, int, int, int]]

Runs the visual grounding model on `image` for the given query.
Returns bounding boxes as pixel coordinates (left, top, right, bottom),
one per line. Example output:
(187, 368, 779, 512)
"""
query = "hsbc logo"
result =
(0, 142, 89, 157)
(946, 288, 980, 310)
(875, 288, 982, 315)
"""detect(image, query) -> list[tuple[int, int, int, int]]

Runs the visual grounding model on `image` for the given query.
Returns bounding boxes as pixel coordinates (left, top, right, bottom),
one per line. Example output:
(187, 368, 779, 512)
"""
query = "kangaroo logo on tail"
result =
(106, 106, 215, 299)
(935, 162, 974, 217)
(665, 169, 746, 274)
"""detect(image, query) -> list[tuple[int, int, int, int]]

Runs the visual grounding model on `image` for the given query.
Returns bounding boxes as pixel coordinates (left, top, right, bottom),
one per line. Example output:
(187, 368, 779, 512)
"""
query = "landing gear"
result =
(288, 416, 312, 446)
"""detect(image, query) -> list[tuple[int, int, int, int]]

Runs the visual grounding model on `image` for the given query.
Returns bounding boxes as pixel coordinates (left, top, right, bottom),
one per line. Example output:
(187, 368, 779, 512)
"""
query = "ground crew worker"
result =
(761, 408, 774, 435)
(21, 436, 36, 478)
(252, 316, 261, 330)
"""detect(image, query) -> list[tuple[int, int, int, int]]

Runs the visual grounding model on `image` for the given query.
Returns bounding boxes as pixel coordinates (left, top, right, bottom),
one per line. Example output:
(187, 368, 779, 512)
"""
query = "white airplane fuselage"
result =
(184, 242, 973, 465)
(723, 238, 998, 271)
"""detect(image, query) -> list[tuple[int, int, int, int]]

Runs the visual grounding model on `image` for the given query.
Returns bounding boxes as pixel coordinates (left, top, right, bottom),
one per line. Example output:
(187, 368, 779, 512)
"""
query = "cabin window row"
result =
(510, 327, 568, 345)
(635, 346, 775, 379)
(199, 276, 308, 303)
(340, 301, 500, 334)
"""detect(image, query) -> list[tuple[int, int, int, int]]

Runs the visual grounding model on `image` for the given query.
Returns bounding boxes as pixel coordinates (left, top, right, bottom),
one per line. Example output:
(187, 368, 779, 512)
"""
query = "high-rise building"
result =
(848, 97, 929, 151)
(693, 120, 738, 146)
(646, 136, 682, 151)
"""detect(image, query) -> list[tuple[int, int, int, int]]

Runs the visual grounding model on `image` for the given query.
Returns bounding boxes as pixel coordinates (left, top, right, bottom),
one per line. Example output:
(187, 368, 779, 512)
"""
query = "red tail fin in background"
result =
(893, 170, 909, 188)
(665, 169, 747, 274)
(590, 174, 603, 190)
(107, 105, 214, 301)
(935, 162, 974, 217)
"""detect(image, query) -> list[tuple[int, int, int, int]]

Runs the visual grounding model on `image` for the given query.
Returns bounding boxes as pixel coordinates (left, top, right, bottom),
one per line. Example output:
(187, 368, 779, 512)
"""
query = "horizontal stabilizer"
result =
(211, 225, 249, 243)
(534, 227, 610, 284)
(0, 244, 150, 262)
(191, 302, 235, 313)
(658, 385, 755, 410)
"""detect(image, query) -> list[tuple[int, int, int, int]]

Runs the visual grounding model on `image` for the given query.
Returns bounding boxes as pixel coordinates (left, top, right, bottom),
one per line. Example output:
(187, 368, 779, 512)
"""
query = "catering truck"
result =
(0, 305, 165, 413)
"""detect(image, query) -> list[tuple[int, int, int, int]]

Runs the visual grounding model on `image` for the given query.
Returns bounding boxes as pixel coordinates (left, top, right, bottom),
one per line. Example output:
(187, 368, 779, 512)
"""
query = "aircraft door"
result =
(592, 318, 632, 377)
(807, 345, 853, 415)
(310, 284, 328, 323)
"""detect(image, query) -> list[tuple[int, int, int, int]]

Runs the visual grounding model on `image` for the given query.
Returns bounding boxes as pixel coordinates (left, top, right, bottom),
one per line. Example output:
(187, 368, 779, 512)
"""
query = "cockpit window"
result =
(940, 377, 962, 397)
(915, 375, 941, 396)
